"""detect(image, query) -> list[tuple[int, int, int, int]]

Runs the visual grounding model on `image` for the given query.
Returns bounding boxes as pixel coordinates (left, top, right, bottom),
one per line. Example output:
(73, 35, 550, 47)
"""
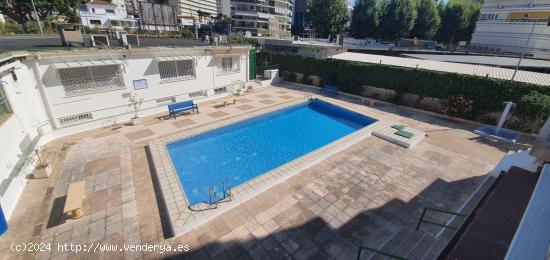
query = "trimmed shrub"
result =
(260, 53, 550, 132)
(227, 36, 257, 45)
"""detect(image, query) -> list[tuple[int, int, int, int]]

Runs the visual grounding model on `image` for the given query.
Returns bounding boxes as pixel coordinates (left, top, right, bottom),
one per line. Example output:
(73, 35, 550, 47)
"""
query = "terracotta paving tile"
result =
(172, 118, 197, 128)
(123, 129, 155, 141)
(236, 104, 255, 111)
(93, 129, 120, 139)
(257, 94, 272, 98)
(258, 99, 276, 105)
(207, 111, 229, 118)
(279, 95, 294, 100)
(238, 98, 253, 103)
(84, 156, 121, 177)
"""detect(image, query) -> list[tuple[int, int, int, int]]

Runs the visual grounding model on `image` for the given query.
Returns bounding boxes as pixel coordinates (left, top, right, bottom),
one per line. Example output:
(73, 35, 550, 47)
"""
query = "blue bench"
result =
(168, 100, 198, 119)
(321, 84, 339, 95)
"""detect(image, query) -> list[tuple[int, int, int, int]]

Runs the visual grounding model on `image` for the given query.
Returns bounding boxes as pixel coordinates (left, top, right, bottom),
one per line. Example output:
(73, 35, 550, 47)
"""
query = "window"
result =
(219, 57, 239, 74)
(158, 60, 195, 80)
(90, 19, 101, 25)
(58, 65, 125, 96)
(0, 86, 12, 124)
(189, 90, 208, 99)
(106, 9, 115, 14)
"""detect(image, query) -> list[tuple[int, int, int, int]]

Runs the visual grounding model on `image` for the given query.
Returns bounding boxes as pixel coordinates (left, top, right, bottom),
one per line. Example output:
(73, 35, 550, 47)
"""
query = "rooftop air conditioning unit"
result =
(530, 117, 550, 162)
(91, 35, 110, 47)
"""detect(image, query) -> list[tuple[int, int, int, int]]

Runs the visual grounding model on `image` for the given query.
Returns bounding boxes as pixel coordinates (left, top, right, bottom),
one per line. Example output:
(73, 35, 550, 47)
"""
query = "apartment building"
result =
(229, 0, 294, 37)
(169, 0, 219, 26)
(470, 0, 550, 59)
(78, 0, 138, 30)
(292, 0, 308, 32)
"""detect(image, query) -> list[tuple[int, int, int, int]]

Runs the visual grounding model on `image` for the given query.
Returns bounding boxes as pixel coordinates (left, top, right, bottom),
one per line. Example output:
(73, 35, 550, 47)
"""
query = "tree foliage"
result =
(350, 0, 381, 39)
(410, 0, 440, 39)
(308, 0, 349, 38)
(378, 0, 417, 41)
(348, 0, 480, 43)
(436, 0, 480, 43)
(0, 0, 80, 31)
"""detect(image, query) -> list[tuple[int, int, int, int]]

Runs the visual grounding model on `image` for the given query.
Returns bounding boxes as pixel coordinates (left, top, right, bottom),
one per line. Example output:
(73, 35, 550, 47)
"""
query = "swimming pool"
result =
(166, 99, 376, 206)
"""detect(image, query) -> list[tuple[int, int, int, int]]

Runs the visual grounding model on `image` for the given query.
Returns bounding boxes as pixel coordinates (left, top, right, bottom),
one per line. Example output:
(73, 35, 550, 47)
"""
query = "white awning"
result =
(51, 59, 125, 69)
(155, 56, 197, 62)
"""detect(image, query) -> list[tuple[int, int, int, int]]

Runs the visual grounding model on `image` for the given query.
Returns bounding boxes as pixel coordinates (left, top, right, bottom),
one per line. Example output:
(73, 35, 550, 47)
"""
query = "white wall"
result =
(0, 60, 51, 219)
(39, 49, 248, 131)
(0, 47, 250, 219)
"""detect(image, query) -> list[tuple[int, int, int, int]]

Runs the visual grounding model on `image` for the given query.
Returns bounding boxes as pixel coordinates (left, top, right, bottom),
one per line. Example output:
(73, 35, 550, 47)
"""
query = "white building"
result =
(78, 0, 138, 30)
(0, 45, 251, 219)
(169, 0, 219, 26)
(470, 0, 550, 59)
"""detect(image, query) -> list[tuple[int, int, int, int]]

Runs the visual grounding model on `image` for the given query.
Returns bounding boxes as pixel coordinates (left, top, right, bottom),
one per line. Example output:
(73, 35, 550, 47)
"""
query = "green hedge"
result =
(259, 53, 550, 130)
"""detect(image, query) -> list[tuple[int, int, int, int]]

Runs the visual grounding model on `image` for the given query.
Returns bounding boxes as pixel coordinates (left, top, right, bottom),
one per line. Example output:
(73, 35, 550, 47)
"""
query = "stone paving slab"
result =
(0, 84, 510, 260)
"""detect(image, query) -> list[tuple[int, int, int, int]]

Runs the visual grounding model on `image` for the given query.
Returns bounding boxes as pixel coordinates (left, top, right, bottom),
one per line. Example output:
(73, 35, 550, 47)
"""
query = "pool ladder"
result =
(189, 181, 232, 211)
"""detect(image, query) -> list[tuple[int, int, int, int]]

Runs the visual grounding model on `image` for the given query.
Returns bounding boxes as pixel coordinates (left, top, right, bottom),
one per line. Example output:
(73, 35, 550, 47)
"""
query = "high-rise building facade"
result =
(169, 0, 219, 26)
(470, 0, 550, 59)
(292, 0, 308, 32)
(229, 0, 293, 37)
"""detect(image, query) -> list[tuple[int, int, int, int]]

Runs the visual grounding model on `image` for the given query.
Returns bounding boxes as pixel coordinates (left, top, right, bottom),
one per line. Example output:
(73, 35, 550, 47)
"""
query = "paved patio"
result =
(0, 83, 511, 260)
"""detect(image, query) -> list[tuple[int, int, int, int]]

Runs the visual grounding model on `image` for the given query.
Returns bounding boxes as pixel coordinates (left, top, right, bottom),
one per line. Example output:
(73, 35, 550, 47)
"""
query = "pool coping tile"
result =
(148, 97, 386, 236)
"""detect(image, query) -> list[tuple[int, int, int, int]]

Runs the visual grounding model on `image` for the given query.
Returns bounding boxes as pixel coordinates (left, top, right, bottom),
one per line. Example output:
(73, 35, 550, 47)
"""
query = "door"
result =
(249, 49, 256, 80)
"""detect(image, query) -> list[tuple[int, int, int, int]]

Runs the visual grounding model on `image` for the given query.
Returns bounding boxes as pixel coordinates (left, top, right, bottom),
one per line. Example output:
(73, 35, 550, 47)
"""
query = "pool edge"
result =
(148, 98, 384, 236)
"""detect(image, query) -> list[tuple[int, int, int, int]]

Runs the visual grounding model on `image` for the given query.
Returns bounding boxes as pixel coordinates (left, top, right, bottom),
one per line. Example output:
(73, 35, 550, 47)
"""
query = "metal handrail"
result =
(356, 246, 408, 260)
(208, 186, 219, 208)
(222, 181, 232, 201)
(416, 207, 467, 231)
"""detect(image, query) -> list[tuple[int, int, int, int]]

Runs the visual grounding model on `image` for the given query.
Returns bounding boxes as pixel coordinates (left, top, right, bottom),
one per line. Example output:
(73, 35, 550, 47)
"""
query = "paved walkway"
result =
(0, 84, 510, 260)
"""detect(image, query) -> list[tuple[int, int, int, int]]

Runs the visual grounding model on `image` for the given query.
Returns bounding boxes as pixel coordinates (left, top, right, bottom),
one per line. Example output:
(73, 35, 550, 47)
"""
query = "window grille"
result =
(58, 112, 93, 126)
(214, 87, 228, 95)
(58, 65, 125, 96)
(189, 90, 208, 99)
(158, 60, 195, 80)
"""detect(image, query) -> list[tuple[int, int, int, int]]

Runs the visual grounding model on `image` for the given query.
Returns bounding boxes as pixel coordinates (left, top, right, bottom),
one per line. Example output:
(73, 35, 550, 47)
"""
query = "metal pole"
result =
(510, 21, 537, 82)
(30, 0, 44, 35)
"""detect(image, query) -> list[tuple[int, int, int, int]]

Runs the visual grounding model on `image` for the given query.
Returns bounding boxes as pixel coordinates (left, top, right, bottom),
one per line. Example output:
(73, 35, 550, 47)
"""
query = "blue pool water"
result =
(166, 99, 376, 206)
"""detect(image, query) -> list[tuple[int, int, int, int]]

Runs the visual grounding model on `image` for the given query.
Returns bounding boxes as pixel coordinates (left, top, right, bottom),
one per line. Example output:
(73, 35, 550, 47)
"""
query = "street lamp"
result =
(510, 18, 549, 82)
(30, 0, 44, 35)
